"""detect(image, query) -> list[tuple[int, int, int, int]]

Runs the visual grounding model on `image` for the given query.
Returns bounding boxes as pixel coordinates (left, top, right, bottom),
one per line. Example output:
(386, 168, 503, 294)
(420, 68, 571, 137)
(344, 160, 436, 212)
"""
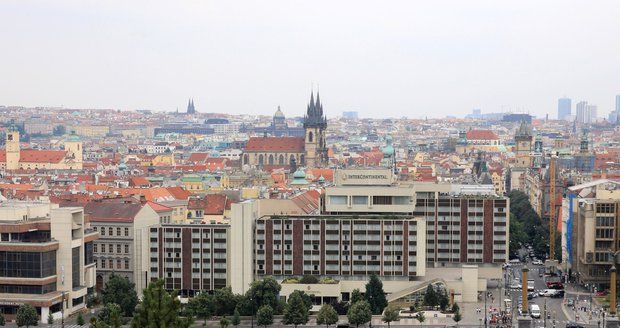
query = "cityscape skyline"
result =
(2, 1, 620, 118)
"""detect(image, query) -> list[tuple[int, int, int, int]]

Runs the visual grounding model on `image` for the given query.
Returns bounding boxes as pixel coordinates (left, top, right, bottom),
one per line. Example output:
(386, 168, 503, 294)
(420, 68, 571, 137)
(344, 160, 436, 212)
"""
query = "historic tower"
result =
(187, 98, 196, 114)
(64, 134, 83, 170)
(5, 130, 20, 171)
(303, 92, 328, 167)
(514, 120, 533, 168)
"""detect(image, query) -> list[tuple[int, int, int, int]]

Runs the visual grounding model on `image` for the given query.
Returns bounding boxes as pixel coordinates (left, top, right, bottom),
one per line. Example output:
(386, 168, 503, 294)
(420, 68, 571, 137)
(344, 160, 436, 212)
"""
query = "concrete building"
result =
(148, 224, 229, 297)
(0, 201, 97, 323)
(84, 198, 159, 297)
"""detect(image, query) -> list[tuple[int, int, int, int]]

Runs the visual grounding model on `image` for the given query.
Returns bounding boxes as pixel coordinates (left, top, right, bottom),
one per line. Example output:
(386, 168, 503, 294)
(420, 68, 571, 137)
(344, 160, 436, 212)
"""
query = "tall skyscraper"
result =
(587, 105, 597, 123)
(616, 95, 620, 113)
(557, 97, 571, 120)
(576, 101, 588, 123)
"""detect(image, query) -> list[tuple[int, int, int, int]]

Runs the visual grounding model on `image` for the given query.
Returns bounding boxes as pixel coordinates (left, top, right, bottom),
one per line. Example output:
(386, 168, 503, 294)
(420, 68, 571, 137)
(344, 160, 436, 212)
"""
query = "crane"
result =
(549, 154, 557, 261)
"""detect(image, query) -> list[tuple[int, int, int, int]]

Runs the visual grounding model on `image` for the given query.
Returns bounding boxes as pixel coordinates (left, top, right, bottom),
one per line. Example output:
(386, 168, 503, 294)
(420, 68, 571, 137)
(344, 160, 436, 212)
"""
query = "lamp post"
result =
(611, 266, 617, 317)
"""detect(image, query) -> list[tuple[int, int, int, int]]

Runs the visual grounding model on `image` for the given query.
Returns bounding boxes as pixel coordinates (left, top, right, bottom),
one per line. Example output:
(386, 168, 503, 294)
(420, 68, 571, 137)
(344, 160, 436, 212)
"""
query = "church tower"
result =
(303, 91, 328, 167)
(5, 130, 20, 171)
(514, 120, 533, 168)
(187, 98, 196, 114)
(64, 134, 83, 170)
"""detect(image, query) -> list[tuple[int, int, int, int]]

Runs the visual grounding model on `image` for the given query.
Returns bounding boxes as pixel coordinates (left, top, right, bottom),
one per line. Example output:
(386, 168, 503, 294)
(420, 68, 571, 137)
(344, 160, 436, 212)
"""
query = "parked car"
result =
(566, 323, 585, 328)
(596, 290, 609, 297)
(532, 259, 543, 265)
(539, 289, 558, 297)
(510, 283, 522, 289)
(528, 292, 538, 299)
(551, 290, 565, 298)
(567, 299, 575, 307)
(546, 281, 564, 289)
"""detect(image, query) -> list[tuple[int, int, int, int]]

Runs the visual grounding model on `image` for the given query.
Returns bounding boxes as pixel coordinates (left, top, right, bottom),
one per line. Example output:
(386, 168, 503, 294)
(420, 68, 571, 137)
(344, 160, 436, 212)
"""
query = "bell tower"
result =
(303, 91, 328, 167)
(5, 130, 20, 171)
(64, 134, 83, 170)
(514, 120, 532, 168)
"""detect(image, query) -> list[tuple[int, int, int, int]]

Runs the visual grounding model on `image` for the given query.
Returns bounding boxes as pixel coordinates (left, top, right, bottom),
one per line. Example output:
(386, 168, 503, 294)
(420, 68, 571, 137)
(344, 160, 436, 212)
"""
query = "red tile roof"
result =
(466, 130, 499, 140)
(245, 137, 305, 152)
(0, 149, 66, 163)
(147, 201, 172, 213)
(204, 194, 228, 215)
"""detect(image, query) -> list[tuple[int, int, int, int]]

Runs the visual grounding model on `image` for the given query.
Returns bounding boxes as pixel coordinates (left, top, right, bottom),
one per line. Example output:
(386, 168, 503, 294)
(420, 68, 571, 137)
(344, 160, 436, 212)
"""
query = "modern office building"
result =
(148, 224, 229, 297)
(558, 97, 571, 120)
(0, 201, 98, 323)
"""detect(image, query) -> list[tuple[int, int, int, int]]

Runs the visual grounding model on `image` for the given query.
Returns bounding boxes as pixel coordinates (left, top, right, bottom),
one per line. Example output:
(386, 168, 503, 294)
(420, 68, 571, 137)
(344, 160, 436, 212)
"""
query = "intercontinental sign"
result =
(335, 168, 395, 186)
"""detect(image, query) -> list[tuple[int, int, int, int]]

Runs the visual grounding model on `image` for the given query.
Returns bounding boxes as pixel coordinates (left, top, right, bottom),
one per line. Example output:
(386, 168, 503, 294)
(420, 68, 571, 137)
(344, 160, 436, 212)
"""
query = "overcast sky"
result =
(1, 1, 620, 118)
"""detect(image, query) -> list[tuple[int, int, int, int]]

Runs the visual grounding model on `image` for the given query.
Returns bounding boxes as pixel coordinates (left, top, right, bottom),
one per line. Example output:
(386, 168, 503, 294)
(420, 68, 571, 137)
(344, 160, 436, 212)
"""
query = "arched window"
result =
(258, 154, 264, 165)
(268, 154, 274, 165)
(290, 154, 295, 164)
(300, 154, 305, 165)
(278, 154, 284, 165)
(243, 154, 249, 165)
(308, 131, 313, 143)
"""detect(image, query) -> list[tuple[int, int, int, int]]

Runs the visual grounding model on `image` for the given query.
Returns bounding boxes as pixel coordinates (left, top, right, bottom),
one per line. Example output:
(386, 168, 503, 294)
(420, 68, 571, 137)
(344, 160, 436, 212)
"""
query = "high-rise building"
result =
(616, 95, 620, 113)
(576, 101, 588, 123)
(558, 97, 571, 120)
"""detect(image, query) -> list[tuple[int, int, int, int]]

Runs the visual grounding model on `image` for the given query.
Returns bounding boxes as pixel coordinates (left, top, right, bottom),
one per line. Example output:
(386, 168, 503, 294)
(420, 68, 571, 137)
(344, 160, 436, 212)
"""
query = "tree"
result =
(347, 301, 372, 328)
(299, 275, 319, 284)
(256, 305, 274, 328)
(365, 274, 388, 315)
(187, 292, 216, 324)
(90, 317, 111, 328)
(16, 304, 38, 328)
(231, 309, 241, 326)
(423, 284, 438, 307)
(351, 289, 363, 304)
(47, 312, 54, 324)
(214, 287, 239, 316)
(220, 317, 230, 328)
(438, 289, 449, 312)
(316, 304, 339, 328)
(453, 311, 462, 326)
(98, 303, 122, 328)
(0, 312, 5, 326)
(53, 125, 66, 136)
(77, 312, 85, 326)
(451, 302, 460, 314)
(382, 305, 400, 327)
(246, 277, 282, 314)
(131, 279, 193, 328)
(283, 291, 309, 327)
(102, 273, 139, 317)
(331, 300, 349, 315)
(416, 311, 425, 324)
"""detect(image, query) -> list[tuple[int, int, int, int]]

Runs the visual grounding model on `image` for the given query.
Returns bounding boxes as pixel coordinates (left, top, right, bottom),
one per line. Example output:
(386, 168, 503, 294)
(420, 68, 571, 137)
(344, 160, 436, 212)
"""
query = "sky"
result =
(1, 1, 620, 119)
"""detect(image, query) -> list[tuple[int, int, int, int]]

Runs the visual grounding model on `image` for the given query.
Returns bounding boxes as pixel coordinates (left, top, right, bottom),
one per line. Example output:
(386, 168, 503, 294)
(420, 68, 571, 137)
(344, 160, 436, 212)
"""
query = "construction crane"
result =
(549, 154, 557, 261)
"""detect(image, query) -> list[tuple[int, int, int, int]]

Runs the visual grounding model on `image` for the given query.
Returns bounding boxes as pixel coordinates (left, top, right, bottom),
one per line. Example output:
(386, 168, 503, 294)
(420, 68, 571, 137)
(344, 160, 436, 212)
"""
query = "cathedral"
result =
(0, 130, 83, 171)
(242, 91, 328, 169)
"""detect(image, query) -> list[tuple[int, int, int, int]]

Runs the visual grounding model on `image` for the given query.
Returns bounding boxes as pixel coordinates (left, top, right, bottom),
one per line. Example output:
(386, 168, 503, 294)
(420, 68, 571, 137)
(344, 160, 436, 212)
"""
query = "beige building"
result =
(72, 125, 110, 137)
(0, 201, 98, 323)
(0, 131, 83, 171)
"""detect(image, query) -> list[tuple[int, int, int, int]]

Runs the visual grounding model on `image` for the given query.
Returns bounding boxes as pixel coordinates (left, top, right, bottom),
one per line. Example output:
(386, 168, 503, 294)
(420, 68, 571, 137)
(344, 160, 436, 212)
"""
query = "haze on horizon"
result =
(1, 0, 620, 119)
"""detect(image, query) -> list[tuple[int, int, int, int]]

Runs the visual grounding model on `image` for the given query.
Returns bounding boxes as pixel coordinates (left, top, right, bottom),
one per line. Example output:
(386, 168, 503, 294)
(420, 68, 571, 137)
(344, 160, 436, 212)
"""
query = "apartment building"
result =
(565, 179, 620, 288)
(0, 201, 98, 322)
(253, 215, 426, 280)
(84, 198, 159, 296)
(148, 224, 229, 297)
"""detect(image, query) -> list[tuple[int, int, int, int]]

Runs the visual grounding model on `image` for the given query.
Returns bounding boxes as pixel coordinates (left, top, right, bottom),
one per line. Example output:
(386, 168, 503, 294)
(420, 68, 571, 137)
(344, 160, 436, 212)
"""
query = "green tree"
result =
(438, 289, 449, 311)
(131, 279, 193, 328)
(365, 274, 388, 315)
(382, 305, 400, 327)
(214, 287, 239, 316)
(451, 302, 460, 314)
(246, 277, 282, 314)
(283, 291, 309, 327)
(102, 273, 139, 317)
(77, 312, 85, 326)
(299, 275, 319, 284)
(256, 305, 274, 328)
(16, 304, 38, 328)
(53, 125, 66, 136)
(316, 304, 339, 328)
(231, 309, 241, 326)
(453, 310, 462, 326)
(90, 317, 111, 328)
(0, 312, 5, 326)
(350, 289, 363, 304)
(423, 284, 438, 307)
(47, 312, 54, 324)
(347, 301, 372, 328)
(98, 303, 122, 328)
(187, 292, 216, 324)
(416, 311, 425, 324)
(220, 317, 230, 328)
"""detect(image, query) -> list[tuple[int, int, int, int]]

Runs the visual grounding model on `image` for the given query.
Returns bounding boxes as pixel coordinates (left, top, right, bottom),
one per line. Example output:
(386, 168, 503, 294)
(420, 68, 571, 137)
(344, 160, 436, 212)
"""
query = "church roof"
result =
(466, 130, 499, 140)
(274, 106, 285, 118)
(0, 149, 66, 163)
(245, 137, 305, 153)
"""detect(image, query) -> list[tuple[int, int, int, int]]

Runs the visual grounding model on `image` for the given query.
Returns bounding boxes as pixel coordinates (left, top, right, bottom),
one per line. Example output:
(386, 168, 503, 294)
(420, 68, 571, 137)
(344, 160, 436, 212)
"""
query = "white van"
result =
(530, 304, 541, 318)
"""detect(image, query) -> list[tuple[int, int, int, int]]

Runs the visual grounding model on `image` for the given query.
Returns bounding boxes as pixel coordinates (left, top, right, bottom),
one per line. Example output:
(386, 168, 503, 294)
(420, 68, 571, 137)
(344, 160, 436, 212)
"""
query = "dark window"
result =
(0, 251, 56, 278)
(84, 242, 94, 265)
(72, 247, 80, 288)
(372, 196, 392, 205)
(0, 282, 56, 294)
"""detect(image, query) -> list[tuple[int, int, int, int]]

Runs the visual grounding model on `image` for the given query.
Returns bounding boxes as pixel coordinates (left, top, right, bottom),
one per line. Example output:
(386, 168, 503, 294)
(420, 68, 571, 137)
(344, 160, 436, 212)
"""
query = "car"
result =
(510, 283, 522, 289)
(530, 304, 541, 318)
(539, 289, 558, 297)
(566, 323, 585, 328)
(528, 292, 538, 299)
(551, 290, 565, 298)
(532, 259, 543, 265)
(546, 281, 564, 289)
(567, 299, 575, 307)
(596, 290, 609, 297)
(510, 259, 521, 264)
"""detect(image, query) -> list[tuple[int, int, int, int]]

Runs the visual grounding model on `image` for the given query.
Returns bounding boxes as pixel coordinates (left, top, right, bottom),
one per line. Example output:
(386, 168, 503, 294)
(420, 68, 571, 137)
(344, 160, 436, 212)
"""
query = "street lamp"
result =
(611, 266, 617, 317)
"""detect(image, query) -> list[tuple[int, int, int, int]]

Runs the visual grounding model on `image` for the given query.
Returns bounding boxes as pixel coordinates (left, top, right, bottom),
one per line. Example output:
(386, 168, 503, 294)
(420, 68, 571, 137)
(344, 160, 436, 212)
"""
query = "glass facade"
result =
(0, 251, 56, 278)
(72, 247, 80, 288)
(0, 282, 56, 294)
(84, 242, 94, 265)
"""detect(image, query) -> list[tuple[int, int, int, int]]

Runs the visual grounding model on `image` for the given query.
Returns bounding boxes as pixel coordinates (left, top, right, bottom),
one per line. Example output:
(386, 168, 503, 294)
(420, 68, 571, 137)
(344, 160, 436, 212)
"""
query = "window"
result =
(125, 259, 129, 269)
(373, 196, 392, 205)
(125, 228, 129, 236)
(117, 259, 122, 269)
(117, 227, 121, 236)
(101, 228, 105, 236)
(108, 227, 113, 236)
(94, 244, 98, 253)
(117, 245, 121, 253)
(101, 259, 106, 269)
(125, 245, 129, 253)
(352, 196, 368, 205)
(330, 196, 347, 205)
(108, 244, 113, 253)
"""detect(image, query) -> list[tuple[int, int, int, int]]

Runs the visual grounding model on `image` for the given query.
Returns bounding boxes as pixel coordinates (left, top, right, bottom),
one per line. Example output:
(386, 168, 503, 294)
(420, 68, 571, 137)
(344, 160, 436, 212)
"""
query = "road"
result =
(505, 262, 569, 327)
